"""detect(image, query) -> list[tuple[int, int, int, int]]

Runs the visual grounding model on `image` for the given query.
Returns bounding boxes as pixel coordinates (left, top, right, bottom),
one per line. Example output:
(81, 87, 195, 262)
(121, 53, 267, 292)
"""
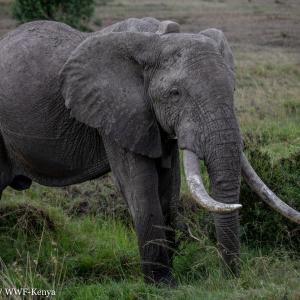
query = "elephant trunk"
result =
(203, 124, 241, 274)
(182, 115, 242, 275)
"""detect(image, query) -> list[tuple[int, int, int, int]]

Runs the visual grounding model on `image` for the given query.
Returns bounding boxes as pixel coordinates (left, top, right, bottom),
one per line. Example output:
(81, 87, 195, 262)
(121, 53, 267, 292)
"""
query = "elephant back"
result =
(98, 17, 160, 34)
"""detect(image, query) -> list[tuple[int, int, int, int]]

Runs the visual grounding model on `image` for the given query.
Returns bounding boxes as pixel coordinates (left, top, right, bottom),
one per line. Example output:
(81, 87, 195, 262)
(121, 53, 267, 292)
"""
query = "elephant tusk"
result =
(241, 153, 300, 224)
(183, 150, 242, 213)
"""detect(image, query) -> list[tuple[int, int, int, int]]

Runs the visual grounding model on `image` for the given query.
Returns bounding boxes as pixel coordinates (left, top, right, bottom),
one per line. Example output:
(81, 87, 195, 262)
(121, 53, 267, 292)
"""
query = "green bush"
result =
(178, 149, 300, 252)
(239, 149, 300, 251)
(12, 0, 95, 30)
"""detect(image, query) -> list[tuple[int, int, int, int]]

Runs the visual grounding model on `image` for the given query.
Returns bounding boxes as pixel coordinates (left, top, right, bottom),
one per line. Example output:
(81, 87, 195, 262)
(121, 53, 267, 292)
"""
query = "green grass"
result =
(0, 196, 299, 299)
(235, 48, 300, 164)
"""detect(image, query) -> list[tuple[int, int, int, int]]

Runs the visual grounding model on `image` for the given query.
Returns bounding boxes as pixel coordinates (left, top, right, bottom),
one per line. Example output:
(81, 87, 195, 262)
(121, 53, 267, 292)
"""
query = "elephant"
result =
(0, 17, 299, 285)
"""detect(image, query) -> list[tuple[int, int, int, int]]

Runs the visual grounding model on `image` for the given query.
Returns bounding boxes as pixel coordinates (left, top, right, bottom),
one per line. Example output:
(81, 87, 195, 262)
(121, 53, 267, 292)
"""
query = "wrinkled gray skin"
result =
(0, 17, 242, 284)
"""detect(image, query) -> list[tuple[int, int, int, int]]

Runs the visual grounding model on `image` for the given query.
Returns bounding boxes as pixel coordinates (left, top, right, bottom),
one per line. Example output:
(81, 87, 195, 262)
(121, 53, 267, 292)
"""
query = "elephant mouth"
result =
(183, 150, 300, 224)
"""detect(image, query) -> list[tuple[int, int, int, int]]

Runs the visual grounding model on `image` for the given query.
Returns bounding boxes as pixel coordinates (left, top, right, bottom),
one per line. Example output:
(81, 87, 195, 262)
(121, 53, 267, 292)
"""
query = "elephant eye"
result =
(169, 87, 180, 97)
(161, 86, 181, 101)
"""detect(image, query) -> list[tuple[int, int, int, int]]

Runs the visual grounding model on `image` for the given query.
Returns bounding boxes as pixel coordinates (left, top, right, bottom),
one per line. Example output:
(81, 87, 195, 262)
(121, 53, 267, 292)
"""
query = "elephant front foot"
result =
(142, 263, 176, 287)
(137, 217, 176, 286)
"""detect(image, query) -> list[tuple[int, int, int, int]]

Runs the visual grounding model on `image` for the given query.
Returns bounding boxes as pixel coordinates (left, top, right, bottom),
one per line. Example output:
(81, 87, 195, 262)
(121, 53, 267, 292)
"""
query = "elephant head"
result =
(60, 21, 300, 274)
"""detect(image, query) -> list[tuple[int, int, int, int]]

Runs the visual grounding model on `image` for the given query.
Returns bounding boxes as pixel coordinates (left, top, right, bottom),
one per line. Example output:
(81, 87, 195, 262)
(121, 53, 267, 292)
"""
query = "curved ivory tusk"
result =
(183, 150, 242, 213)
(241, 153, 300, 224)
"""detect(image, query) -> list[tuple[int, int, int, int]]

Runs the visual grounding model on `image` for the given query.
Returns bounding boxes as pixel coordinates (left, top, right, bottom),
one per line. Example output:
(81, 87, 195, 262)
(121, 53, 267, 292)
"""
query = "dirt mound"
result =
(0, 202, 55, 234)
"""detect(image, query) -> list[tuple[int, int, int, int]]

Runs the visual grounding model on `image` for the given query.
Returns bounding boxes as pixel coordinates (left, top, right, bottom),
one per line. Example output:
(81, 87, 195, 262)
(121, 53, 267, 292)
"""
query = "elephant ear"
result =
(60, 32, 162, 158)
(200, 28, 235, 89)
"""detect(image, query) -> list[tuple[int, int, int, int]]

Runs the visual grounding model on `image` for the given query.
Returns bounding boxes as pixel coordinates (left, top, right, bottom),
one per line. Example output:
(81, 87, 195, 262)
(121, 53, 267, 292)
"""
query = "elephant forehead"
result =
(154, 53, 225, 87)
(158, 38, 221, 73)
(160, 33, 218, 56)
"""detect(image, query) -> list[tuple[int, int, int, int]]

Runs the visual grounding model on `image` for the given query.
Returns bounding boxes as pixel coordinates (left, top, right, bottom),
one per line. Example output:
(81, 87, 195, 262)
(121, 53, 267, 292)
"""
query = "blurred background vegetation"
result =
(0, 0, 299, 299)
(11, 0, 95, 30)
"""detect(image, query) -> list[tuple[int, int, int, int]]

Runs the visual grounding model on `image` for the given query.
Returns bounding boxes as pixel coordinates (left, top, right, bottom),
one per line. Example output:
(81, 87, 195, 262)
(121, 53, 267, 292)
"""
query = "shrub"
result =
(12, 0, 95, 30)
(178, 149, 300, 252)
(239, 149, 300, 251)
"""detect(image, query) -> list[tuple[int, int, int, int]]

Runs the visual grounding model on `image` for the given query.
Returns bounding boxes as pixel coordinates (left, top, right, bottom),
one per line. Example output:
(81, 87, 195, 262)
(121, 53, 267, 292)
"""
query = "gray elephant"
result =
(0, 17, 299, 285)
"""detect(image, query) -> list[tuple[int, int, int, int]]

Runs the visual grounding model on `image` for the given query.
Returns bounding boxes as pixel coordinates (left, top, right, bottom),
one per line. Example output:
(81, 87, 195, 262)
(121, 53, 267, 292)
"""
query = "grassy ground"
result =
(0, 189, 299, 299)
(0, 0, 300, 299)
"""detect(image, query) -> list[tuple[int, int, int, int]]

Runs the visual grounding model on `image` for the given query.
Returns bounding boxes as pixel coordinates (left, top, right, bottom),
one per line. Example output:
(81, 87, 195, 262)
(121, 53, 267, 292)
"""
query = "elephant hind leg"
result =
(0, 134, 32, 195)
(0, 135, 13, 196)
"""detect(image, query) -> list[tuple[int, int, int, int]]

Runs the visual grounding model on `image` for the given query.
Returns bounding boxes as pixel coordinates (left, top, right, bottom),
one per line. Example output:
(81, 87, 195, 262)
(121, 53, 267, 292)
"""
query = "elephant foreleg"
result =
(156, 139, 180, 265)
(102, 137, 174, 285)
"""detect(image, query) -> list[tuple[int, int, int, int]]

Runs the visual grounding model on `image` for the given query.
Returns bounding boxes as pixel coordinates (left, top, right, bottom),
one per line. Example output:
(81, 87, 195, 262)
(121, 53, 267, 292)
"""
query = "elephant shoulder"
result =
(0, 21, 86, 62)
(0, 21, 86, 77)
(0, 21, 85, 48)
(0, 21, 86, 108)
